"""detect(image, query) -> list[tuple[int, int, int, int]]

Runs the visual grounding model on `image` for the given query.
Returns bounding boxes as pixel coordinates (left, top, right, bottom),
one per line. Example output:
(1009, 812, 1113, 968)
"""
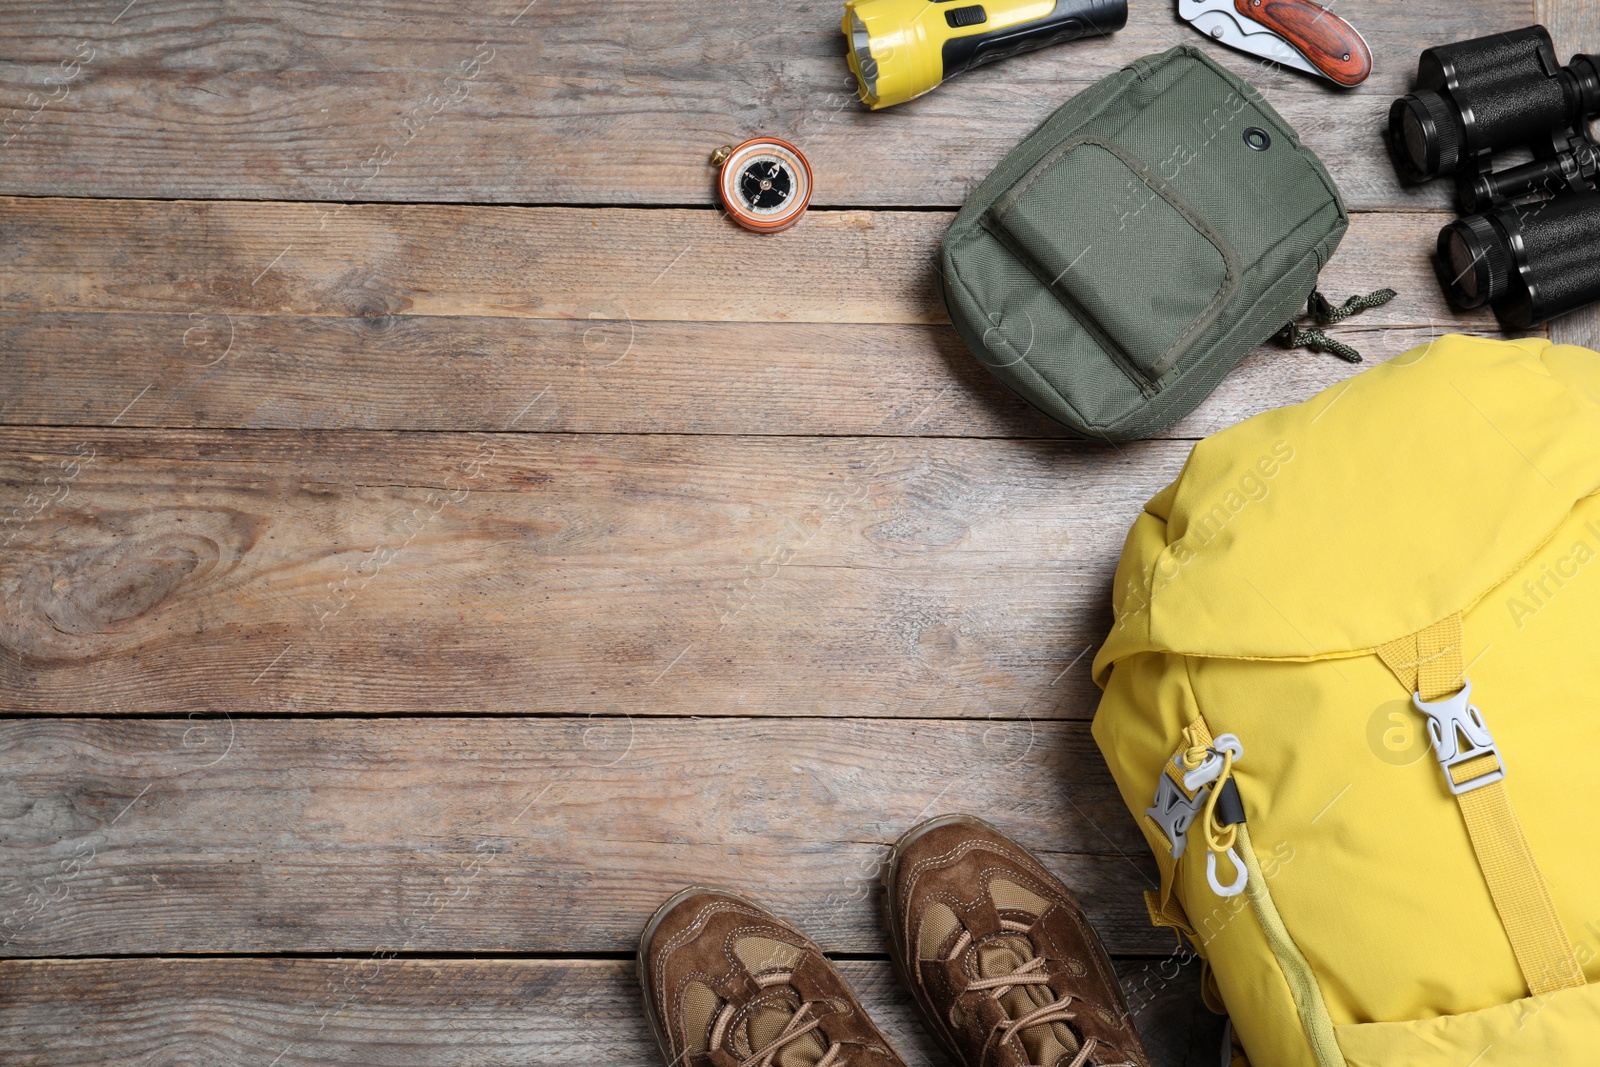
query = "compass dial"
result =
(716, 138, 812, 233)
(738, 156, 794, 213)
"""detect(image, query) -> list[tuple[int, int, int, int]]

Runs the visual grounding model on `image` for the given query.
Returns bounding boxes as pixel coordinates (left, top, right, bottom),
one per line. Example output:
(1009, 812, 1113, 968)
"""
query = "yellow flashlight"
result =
(844, 0, 1127, 109)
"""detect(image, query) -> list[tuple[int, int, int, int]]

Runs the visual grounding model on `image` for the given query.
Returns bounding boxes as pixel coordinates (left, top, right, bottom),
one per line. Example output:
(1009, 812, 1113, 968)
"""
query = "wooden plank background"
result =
(0, 718, 1166, 955)
(0, 957, 1221, 1067)
(0, 0, 1520, 209)
(2, 1, 1593, 1065)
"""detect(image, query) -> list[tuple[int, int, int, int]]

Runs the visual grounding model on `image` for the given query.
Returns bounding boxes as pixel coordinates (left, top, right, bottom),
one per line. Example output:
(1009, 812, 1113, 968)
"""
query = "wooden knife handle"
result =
(1234, 0, 1372, 86)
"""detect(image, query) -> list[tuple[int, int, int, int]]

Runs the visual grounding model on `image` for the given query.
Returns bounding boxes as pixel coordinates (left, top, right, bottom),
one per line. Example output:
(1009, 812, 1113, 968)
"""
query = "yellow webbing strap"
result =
(1375, 614, 1585, 995)
(1141, 829, 1194, 941)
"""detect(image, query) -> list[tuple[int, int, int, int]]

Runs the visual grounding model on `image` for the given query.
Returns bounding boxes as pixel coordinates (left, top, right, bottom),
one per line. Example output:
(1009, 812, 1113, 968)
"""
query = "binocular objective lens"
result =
(1445, 230, 1480, 302)
(1401, 108, 1430, 176)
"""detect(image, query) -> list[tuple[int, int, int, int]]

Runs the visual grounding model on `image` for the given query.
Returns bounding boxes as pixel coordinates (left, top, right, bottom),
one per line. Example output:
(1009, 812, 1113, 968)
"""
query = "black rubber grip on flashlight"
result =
(940, 0, 1127, 79)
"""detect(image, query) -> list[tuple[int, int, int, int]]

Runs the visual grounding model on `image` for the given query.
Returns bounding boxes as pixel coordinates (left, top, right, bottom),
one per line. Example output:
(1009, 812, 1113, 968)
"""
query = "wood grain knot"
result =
(864, 512, 971, 554)
(2, 508, 259, 660)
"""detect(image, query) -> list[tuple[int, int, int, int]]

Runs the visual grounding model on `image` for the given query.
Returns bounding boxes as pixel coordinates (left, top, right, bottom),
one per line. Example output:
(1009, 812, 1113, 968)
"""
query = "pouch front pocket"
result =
(983, 138, 1240, 384)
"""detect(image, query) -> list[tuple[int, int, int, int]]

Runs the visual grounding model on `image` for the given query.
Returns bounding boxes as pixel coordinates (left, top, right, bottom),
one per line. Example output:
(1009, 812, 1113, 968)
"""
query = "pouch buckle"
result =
(1146, 773, 1209, 859)
(1412, 678, 1505, 795)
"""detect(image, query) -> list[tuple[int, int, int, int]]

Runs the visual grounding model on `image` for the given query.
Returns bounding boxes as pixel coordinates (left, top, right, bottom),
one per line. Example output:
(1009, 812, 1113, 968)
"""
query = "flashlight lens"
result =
(850, 13, 878, 98)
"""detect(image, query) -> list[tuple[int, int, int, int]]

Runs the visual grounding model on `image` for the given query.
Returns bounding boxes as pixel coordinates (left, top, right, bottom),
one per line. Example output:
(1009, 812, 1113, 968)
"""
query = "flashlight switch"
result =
(946, 5, 987, 28)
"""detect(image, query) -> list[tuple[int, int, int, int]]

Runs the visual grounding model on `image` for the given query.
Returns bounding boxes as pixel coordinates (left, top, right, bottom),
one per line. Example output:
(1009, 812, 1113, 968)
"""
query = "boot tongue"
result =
(734, 991, 828, 1067)
(975, 935, 1082, 1067)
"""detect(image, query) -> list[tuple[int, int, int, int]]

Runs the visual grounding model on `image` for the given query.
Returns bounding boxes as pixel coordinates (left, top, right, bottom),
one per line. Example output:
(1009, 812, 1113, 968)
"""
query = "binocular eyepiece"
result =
(1390, 28, 1599, 185)
(1390, 25, 1600, 328)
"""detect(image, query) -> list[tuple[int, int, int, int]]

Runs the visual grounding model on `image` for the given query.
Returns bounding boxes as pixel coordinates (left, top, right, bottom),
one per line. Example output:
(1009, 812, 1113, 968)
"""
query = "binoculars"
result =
(1390, 26, 1600, 328)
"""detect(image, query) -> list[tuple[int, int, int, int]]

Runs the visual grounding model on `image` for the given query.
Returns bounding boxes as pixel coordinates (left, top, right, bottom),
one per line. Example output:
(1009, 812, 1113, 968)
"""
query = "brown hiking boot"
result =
(883, 815, 1151, 1067)
(639, 886, 909, 1067)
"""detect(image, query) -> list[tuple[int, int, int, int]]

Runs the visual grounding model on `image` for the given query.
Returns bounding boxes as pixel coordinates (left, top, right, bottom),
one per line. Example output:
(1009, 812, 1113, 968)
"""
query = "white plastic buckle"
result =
(1411, 678, 1505, 795)
(1145, 774, 1208, 860)
(1180, 733, 1244, 791)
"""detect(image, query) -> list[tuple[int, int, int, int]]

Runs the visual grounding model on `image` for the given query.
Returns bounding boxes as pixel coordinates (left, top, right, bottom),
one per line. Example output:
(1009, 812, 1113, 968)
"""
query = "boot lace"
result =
(957, 922, 1138, 1067)
(714, 971, 843, 1067)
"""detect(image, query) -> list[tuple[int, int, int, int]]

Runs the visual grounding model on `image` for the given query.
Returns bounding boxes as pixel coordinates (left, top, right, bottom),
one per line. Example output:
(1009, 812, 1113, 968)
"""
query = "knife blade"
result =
(1177, 0, 1372, 86)
(1186, 7, 1322, 78)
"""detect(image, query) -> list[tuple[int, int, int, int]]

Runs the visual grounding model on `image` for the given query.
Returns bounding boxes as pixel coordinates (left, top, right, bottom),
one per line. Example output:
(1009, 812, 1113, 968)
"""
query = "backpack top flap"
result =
(1093, 335, 1600, 680)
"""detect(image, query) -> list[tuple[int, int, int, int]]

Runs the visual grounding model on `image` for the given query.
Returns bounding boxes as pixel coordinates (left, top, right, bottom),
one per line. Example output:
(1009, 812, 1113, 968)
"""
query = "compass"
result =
(712, 138, 813, 234)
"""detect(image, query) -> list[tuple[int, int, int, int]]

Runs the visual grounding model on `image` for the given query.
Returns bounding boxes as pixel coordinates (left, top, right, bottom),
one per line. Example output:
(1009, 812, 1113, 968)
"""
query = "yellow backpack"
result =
(1092, 335, 1600, 1065)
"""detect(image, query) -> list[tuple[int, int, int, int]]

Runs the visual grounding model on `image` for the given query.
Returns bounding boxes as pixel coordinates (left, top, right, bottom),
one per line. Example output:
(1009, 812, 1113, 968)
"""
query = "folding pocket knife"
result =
(1178, 0, 1373, 86)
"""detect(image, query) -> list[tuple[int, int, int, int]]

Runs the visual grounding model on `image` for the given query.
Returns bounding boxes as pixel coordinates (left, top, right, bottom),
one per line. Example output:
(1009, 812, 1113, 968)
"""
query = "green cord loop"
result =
(1279, 288, 1397, 364)
(1282, 325, 1363, 363)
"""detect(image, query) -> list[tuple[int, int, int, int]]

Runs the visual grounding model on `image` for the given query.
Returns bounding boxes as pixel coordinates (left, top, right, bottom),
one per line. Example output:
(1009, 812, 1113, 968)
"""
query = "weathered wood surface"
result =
(0, 310, 1484, 439)
(0, 0, 1520, 211)
(1547, 300, 1600, 352)
(0, 428, 1173, 719)
(0, 197, 1495, 327)
(0, 957, 1225, 1067)
(0, 717, 1168, 956)
(1, 3, 1582, 1061)
(0, 197, 1505, 439)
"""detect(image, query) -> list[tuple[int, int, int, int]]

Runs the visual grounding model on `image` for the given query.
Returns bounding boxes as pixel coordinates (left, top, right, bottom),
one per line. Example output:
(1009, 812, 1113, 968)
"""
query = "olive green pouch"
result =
(939, 46, 1349, 441)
